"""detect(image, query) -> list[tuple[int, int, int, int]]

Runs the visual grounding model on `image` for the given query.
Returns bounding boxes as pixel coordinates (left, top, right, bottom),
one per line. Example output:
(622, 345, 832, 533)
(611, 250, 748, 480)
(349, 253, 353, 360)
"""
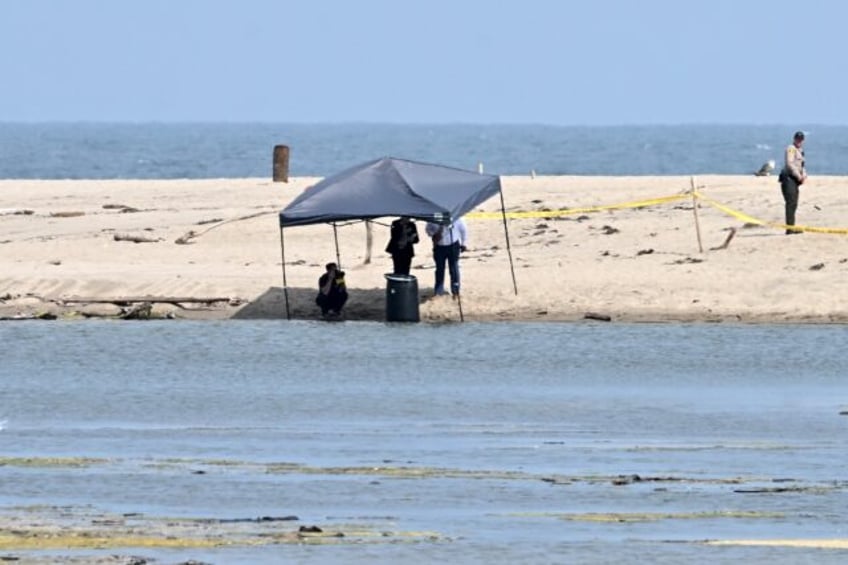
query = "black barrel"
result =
(385, 273, 420, 322)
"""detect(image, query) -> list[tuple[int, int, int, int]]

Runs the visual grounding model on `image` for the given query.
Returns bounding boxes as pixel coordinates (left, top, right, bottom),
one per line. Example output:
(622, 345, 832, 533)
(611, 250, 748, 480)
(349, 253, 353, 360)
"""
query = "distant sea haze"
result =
(1, 123, 845, 179)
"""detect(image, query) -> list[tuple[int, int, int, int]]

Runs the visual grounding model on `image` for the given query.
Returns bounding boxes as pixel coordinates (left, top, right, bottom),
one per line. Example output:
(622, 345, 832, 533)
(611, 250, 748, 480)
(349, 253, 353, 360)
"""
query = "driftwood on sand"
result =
(175, 211, 275, 244)
(0, 208, 35, 216)
(710, 227, 737, 251)
(114, 233, 162, 243)
(49, 211, 86, 218)
(60, 296, 241, 308)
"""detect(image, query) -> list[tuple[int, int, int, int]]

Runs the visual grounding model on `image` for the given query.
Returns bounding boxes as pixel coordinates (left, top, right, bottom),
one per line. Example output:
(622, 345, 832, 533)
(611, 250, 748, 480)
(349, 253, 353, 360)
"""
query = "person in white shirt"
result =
(424, 217, 468, 298)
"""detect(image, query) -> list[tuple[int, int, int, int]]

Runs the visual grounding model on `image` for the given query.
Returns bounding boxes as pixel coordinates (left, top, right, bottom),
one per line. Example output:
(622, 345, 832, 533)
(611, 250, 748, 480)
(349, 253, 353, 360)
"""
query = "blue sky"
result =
(1, 0, 845, 124)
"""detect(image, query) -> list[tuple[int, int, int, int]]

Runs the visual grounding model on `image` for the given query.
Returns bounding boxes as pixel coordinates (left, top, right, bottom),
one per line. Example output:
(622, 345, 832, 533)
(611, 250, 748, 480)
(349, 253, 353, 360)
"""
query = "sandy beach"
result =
(2, 175, 847, 323)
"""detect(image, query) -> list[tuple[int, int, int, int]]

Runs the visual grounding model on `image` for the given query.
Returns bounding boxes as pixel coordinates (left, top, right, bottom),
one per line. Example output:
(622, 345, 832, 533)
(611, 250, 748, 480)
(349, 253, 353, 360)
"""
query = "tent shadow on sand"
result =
(232, 286, 413, 321)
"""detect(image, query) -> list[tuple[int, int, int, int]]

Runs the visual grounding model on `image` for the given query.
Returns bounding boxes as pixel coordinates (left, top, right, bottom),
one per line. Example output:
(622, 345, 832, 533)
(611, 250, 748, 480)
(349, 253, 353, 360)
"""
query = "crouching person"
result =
(316, 262, 348, 319)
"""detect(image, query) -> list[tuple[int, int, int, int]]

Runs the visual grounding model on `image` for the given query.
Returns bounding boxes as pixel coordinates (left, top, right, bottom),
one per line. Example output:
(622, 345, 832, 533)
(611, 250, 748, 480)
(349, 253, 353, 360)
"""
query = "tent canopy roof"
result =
(279, 156, 501, 227)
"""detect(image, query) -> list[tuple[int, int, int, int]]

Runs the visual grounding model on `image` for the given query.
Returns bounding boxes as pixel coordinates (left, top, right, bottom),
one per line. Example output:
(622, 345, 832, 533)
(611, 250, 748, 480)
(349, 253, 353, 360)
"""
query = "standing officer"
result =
(779, 131, 807, 235)
(425, 217, 468, 298)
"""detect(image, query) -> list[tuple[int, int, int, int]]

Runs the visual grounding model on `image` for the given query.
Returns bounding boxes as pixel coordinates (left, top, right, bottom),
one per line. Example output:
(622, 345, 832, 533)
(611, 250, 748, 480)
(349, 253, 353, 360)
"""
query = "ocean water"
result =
(1, 320, 846, 564)
(1, 122, 848, 179)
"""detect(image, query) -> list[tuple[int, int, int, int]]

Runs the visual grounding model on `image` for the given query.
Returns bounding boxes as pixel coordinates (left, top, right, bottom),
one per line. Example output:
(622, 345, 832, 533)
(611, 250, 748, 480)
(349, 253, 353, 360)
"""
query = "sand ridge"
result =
(1, 175, 847, 322)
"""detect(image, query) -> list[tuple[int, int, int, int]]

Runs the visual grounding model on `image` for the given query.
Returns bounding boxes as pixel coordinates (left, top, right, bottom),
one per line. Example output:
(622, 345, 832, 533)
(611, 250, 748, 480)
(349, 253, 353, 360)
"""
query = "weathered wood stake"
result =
(690, 176, 704, 253)
(273, 145, 290, 182)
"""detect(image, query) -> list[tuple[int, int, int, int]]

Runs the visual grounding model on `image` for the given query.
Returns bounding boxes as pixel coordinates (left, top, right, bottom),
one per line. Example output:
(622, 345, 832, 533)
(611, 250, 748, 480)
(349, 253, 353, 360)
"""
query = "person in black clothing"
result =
(316, 262, 347, 318)
(385, 217, 419, 275)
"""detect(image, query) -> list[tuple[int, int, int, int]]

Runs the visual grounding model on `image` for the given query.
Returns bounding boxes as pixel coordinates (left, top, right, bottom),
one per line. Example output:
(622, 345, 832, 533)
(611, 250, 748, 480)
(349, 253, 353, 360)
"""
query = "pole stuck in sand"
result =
(690, 176, 704, 253)
(273, 145, 290, 183)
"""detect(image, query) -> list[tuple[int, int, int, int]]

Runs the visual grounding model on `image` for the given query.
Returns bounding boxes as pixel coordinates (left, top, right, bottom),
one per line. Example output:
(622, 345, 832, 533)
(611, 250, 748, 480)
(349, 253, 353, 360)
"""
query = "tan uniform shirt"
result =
(783, 144, 806, 181)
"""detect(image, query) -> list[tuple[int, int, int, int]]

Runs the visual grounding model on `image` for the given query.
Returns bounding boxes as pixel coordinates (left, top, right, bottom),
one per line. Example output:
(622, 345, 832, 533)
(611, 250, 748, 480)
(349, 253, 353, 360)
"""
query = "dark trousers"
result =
(781, 176, 800, 228)
(433, 242, 461, 295)
(392, 252, 413, 275)
(316, 290, 347, 315)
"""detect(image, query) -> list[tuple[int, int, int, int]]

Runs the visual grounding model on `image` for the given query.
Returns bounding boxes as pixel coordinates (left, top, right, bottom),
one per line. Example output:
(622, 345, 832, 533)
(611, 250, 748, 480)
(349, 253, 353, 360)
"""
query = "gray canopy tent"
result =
(278, 156, 517, 319)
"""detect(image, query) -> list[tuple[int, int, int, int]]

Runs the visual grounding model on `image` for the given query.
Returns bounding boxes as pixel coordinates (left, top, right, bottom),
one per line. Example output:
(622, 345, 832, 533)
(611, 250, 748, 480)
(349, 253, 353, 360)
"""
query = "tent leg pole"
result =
(333, 223, 342, 269)
(447, 227, 465, 322)
(280, 226, 291, 320)
(499, 186, 519, 295)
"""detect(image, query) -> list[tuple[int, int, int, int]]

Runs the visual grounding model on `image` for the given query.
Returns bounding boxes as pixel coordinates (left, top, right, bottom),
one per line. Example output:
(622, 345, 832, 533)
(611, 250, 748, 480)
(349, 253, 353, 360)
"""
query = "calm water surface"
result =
(3, 123, 848, 178)
(1, 321, 846, 564)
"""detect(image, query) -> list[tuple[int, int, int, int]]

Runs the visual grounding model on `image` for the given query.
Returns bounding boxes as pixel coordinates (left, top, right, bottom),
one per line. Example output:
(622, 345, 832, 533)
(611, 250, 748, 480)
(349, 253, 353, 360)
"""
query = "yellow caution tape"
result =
(693, 191, 848, 235)
(466, 188, 848, 235)
(467, 193, 690, 220)
(691, 192, 767, 226)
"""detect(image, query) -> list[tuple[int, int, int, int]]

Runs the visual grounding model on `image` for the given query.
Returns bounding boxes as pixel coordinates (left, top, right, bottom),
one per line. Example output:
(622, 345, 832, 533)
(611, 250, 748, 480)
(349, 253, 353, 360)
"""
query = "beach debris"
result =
(0, 208, 34, 215)
(197, 217, 224, 225)
(636, 248, 654, 256)
(809, 263, 825, 271)
(50, 211, 86, 218)
(57, 296, 239, 319)
(218, 515, 299, 523)
(120, 302, 152, 320)
(710, 227, 737, 251)
(299, 525, 323, 533)
(672, 257, 704, 265)
(175, 210, 276, 244)
(600, 225, 619, 235)
(612, 474, 641, 485)
(175, 230, 197, 244)
(114, 233, 162, 243)
(103, 203, 140, 213)
(814, 204, 822, 211)
(37, 312, 58, 320)
(531, 199, 543, 204)
(733, 486, 814, 494)
(584, 312, 611, 322)
(48, 259, 62, 266)
(611, 474, 685, 485)
(541, 476, 572, 485)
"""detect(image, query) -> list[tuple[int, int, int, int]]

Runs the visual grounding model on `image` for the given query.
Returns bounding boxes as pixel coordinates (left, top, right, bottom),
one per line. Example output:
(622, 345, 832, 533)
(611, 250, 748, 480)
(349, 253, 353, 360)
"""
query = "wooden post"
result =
(690, 176, 703, 253)
(273, 145, 290, 182)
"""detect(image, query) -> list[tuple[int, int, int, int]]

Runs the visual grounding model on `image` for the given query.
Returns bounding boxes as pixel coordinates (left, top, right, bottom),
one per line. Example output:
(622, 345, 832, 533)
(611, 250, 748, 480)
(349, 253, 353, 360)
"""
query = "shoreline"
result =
(2, 175, 847, 324)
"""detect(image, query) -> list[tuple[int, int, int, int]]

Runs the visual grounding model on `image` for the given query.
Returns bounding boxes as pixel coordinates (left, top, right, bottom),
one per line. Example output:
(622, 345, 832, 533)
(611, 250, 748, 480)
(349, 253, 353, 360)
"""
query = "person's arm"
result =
(319, 273, 333, 295)
(409, 223, 419, 243)
(457, 219, 468, 249)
